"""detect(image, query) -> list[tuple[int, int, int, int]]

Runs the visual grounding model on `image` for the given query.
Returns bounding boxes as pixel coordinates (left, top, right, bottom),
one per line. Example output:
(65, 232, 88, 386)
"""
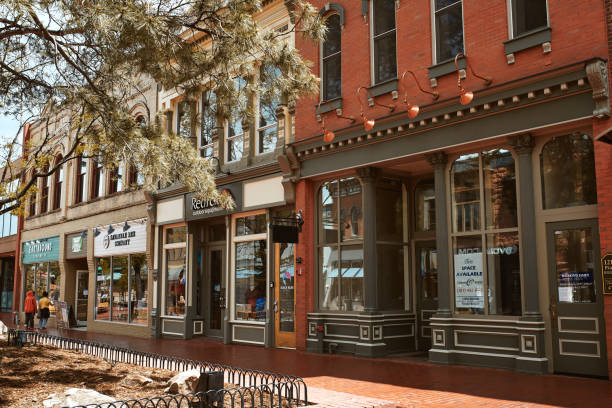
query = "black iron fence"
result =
(5, 329, 307, 407)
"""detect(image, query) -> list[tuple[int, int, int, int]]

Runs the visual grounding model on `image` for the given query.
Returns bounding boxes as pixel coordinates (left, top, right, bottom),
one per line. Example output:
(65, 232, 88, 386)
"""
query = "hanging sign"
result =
(22, 236, 60, 264)
(94, 219, 147, 257)
(454, 251, 484, 309)
(602, 253, 612, 295)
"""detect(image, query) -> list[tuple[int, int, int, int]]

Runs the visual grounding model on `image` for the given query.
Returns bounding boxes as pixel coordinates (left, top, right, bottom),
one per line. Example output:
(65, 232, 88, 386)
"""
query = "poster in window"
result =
(454, 252, 484, 308)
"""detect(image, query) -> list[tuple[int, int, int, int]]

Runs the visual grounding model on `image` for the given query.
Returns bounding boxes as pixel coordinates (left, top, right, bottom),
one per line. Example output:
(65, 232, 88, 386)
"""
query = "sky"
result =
(0, 114, 22, 145)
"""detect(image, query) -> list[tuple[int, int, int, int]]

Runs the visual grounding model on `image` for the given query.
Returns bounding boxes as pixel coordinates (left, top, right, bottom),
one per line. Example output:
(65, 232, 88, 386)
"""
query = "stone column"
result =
(356, 167, 380, 313)
(509, 134, 542, 321)
(426, 152, 452, 318)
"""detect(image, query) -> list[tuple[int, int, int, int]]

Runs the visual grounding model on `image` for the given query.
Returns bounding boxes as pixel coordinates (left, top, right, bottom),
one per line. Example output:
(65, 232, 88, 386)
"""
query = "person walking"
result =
(24, 290, 37, 330)
(38, 291, 51, 329)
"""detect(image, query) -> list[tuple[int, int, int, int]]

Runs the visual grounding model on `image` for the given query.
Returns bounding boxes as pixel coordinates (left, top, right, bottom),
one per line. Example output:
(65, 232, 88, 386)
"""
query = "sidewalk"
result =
(2, 314, 611, 407)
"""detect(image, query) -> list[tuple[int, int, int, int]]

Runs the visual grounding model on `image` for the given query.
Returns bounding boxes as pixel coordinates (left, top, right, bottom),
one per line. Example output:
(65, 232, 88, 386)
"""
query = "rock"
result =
(164, 368, 202, 394)
(42, 388, 116, 408)
(123, 373, 153, 387)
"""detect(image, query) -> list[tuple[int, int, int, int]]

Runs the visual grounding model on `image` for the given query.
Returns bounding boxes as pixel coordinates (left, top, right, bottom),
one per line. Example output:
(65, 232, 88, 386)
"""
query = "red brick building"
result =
(280, 0, 612, 378)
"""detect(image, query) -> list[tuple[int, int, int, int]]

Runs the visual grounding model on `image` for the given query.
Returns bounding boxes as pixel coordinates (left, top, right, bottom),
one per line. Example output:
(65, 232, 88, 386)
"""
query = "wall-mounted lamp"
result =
(316, 100, 356, 143)
(356, 87, 395, 131)
(93, 227, 101, 237)
(454, 53, 492, 105)
(107, 224, 115, 234)
(80, 230, 87, 238)
(399, 70, 439, 118)
(123, 220, 130, 232)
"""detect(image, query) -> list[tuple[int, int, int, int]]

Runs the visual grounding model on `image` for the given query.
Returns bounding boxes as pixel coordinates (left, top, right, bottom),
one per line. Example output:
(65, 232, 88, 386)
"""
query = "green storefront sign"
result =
(22, 236, 60, 264)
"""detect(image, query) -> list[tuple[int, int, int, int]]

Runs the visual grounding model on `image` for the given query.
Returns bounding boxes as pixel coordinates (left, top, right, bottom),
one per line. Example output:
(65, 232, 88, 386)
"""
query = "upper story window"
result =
(28, 171, 36, 216)
(509, 0, 548, 38)
(40, 164, 49, 214)
(129, 165, 144, 187)
(433, 0, 464, 63)
(200, 89, 216, 158)
(91, 156, 104, 199)
(75, 155, 87, 204)
(226, 77, 246, 163)
(540, 133, 596, 209)
(52, 155, 63, 210)
(257, 65, 281, 154)
(177, 100, 196, 149)
(322, 13, 341, 100)
(1, 179, 18, 236)
(109, 165, 123, 194)
(372, 0, 397, 84)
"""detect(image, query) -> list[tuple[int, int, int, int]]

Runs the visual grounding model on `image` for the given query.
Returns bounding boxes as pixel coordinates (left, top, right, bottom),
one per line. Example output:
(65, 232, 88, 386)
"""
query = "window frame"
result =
(52, 155, 63, 210)
(108, 165, 123, 194)
(91, 156, 104, 199)
(255, 65, 280, 155)
(431, 0, 465, 65)
(200, 89, 216, 159)
(40, 165, 50, 214)
(370, 0, 398, 85)
(162, 223, 187, 318)
(507, 0, 549, 39)
(320, 12, 342, 101)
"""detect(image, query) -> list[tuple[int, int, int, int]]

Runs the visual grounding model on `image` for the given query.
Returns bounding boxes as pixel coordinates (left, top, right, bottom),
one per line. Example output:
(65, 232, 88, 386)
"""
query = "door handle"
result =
(549, 297, 557, 328)
(273, 300, 278, 313)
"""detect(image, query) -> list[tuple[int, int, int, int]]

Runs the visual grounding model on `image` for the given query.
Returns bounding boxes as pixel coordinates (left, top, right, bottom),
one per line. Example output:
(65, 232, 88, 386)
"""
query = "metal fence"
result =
(6, 329, 307, 407)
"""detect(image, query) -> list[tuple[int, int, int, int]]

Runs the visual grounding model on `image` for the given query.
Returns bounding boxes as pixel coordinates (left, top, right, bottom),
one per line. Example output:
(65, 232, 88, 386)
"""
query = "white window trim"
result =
(370, 0, 398, 85)
(506, 0, 549, 39)
(430, 0, 465, 65)
(320, 12, 342, 101)
(255, 95, 278, 155)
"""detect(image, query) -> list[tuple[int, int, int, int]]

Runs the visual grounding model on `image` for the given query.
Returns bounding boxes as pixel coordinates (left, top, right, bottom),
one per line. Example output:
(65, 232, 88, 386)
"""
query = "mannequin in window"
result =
(245, 284, 261, 311)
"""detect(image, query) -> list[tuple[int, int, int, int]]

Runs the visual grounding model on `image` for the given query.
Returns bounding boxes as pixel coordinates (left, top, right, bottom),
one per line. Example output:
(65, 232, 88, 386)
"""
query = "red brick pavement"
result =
(2, 314, 611, 407)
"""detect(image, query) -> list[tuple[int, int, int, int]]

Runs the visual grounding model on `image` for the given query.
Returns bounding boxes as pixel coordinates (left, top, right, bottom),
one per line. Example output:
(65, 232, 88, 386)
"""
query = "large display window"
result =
(23, 261, 60, 315)
(164, 225, 187, 317)
(450, 149, 522, 316)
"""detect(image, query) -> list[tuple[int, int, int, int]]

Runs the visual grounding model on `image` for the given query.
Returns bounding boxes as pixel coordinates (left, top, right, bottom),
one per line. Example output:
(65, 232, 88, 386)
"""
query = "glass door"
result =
(206, 246, 224, 337)
(275, 243, 296, 348)
(415, 242, 438, 351)
(547, 219, 608, 377)
(75, 270, 89, 326)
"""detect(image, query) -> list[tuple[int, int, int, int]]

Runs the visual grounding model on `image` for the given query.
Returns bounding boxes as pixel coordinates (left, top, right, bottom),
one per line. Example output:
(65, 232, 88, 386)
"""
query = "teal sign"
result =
(22, 236, 60, 264)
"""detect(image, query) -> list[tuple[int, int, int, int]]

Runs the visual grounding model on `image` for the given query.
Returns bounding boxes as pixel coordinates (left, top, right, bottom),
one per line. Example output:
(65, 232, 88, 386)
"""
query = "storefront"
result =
(64, 231, 88, 326)
(22, 236, 60, 318)
(90, 218, 150, 335)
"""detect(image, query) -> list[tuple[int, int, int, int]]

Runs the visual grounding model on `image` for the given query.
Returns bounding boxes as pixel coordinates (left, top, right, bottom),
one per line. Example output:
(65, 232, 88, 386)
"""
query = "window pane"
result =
(323, 54, 342, 100)
(178, 101, 196, 148)
(340, 178, 362, 241)
(130, 253, 148, 325)
(24, 264, 35, 300)
(79, 157, 87, 203)
(319, 180, 338, 244)
(453, 235, 484, 314)
(376, 180, 403, 241)
(436, 3, 463, 62)
(36, 262, 48, 298)
(166, 247, 186, 316)
(486, 232, 521, 315)
(374, 0, 396, 35)
(513, 0, 547, 37)
(111, 255, 128, 322)
(374, 33, 397, 83)
(258, 126, 277, 154)
(278, 243, 295, 332)
(48, 262, 60, 316)
(235, 214, 266, 236)
(201, 90, 216, 149)
(209, 223, 226, 241)
(340, 245, 364, 311)
(323, 14, 341, 57)
(227, 134, 243, 162)
(419, 247, 438, 302)
(483, 149, 517, 229)
(258, 65, 280, 154)
(234, 240, 266, 321)
(319, 246, 339, 310)
(2, 212, 9, 237)
(377, 245, 404, 310)
(436, 0, 461, 9)
(415, 180, 436, 232)
(96, 257, 111, 320)
(541, 134, 597, 209)
(452, 153, 480, 233)
(555, 228, 595, 304)
(166, 226, 186, 244)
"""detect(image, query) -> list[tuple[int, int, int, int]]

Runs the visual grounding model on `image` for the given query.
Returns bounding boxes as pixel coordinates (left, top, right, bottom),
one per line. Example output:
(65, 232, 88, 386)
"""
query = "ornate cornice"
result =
(508, 133, 534, 155)
(586, 59, 610, 118)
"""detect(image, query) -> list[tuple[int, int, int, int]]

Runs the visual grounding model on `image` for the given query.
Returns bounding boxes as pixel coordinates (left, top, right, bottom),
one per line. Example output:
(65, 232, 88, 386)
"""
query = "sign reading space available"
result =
(94, 219, 147, 257)
(454, 252, 484, 309)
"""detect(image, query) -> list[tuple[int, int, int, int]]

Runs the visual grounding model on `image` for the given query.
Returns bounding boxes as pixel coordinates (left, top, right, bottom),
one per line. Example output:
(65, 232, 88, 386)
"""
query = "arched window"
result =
(52, 155, 63, 210)
(540, 133, 597, 209)
(40, 164, 49, 213)
(322, 13, 341, 100)
(75, 155, 87, 204)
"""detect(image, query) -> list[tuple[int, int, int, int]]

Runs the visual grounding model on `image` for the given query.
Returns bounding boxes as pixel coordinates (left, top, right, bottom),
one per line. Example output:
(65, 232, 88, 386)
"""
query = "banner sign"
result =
(94, 219, 147, 257)
(602, 254, 612, 295)
(454, 252, 484, 309)
(22, 236, 60, 264)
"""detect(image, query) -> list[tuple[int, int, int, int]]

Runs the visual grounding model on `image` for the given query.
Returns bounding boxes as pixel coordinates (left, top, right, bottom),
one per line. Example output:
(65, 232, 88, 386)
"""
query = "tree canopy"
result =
(0, 0, 323, 214)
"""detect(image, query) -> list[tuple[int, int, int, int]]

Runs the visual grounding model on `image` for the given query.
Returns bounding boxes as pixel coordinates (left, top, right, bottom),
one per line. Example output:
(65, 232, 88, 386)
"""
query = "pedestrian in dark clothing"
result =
(24, 290, 37, 330)
(38, 291, 51, 329)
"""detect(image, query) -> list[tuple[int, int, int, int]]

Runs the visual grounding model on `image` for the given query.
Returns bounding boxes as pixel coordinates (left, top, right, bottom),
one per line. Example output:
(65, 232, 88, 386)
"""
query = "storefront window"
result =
(235, 214, 266, 236)
(95, 254, 148, 324)
(340, 178, 363, 241)
(319, 180, 339, 244)
(0, 259, 14, 312)
(451, 149, 521, 316)
(166, 247, 186, 317)
(48, 262, 61, 312)
(234, 239, 267, 321)
(540, 133, 597, 209)
(415, 180, 435, 232)
(24, 261, 61, 315)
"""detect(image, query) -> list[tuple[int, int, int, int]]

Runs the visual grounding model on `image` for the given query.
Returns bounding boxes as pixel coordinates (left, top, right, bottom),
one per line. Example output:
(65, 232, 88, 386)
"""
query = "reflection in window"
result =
(258, 65, 280, 154)
(555, 228, 595, 304)
(109, 166, 123, 194)
(372, 0, 397, 83)
(0, 258, 15, 312)
(278, 243, 295, 332)
(166, 247, 186, 317)
(53, 156, 63, 210)
(178, 101, 196, 149)
(434, 0, 464, 63)
(235, 214, 266, 236)
(234, 240, 267, 321)
(76, 155, 88, 203)
(419, 247, 438, 302)
(376, 179, 402, 241)
(486, 232, 521, 315)
(23, 261, 60, 315)
(451, 153, 480, 233)
(511, 0, 548, 37)
(111, 255, 128, 322)
(130, 254, 148, 324)
(541, 134, 597, 209)
(415, 180, 436, 232)
(319, 180, 339, 244)
(201, 90, 216, 158)
(227, 77, 246, 162)
(483, 149, 517, 229)
(339, 178, 362, 241)
(91, 157, 104, 199)
(40, 165, 49, 213)
(96, 258, 111, 320)
(318, 245, 364, 311)
(166, 226, 187, 244)
(48, 262, 60, 314)
(322, 14, 341, 100)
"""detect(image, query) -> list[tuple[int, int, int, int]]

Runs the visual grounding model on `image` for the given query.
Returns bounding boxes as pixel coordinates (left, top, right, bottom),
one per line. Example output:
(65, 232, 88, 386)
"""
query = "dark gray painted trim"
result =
(319, 3, 345, 26)
(504, 27, 552, 55)
(316, 98, 343, 115)
(300, 91, 593, 177)
(429, 56, 466, 79)
(369, 78, 399, 97)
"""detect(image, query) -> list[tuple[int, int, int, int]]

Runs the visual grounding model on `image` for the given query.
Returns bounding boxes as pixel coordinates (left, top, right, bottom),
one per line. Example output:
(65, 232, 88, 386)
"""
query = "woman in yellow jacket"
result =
(38, 291, 51, 329)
